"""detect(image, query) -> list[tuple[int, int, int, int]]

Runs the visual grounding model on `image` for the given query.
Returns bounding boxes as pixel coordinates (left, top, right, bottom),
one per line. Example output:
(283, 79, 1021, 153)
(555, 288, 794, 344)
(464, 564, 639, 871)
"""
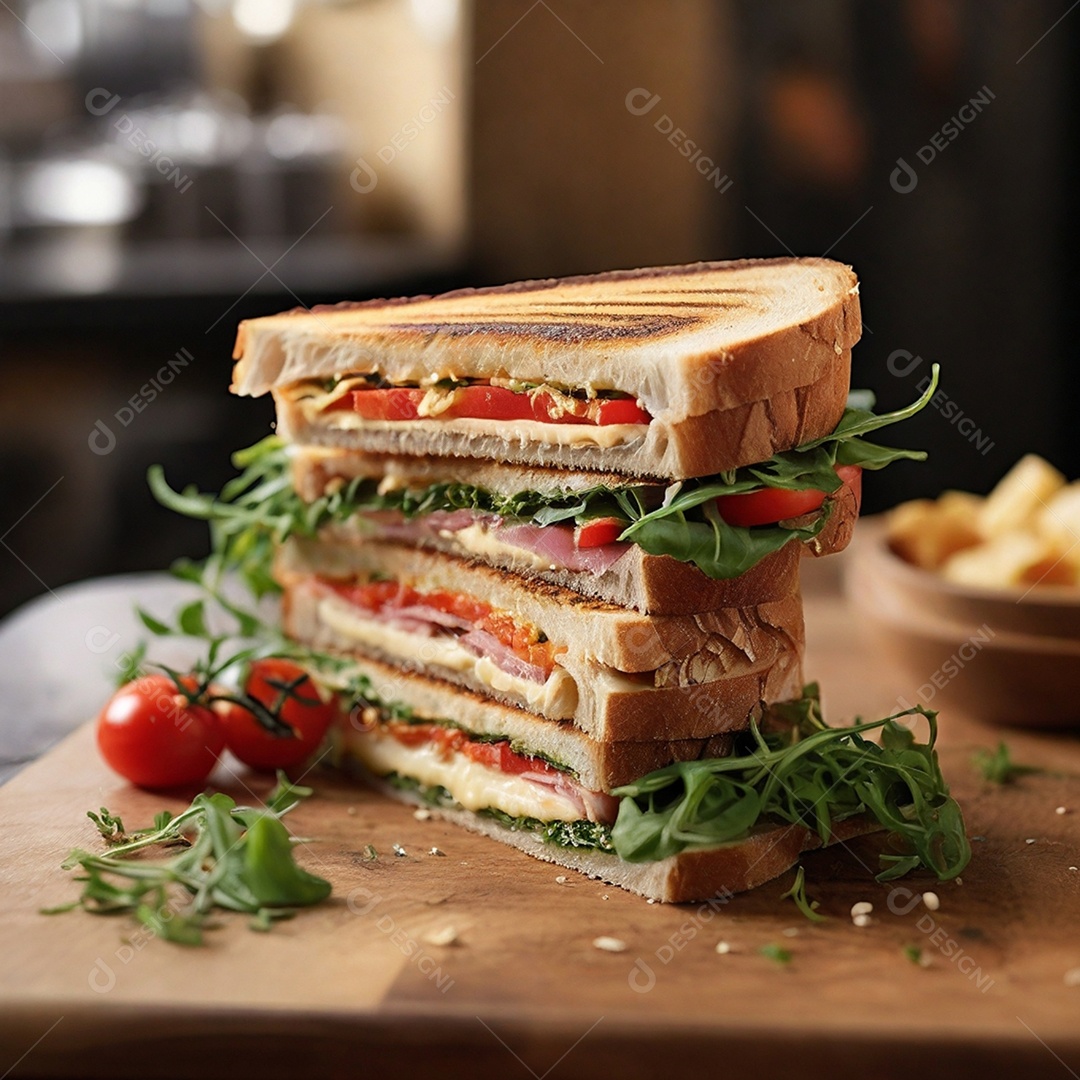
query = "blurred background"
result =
(0, 0, 1076, 618)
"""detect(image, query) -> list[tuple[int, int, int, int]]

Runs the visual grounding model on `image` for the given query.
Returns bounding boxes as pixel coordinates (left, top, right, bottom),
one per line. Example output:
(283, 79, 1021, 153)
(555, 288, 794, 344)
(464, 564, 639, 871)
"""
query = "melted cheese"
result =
(349, 730, 584, 821)
(317, 595, 578, 717)
(447, 523, 555, 572)
(310, 412, 647, 448)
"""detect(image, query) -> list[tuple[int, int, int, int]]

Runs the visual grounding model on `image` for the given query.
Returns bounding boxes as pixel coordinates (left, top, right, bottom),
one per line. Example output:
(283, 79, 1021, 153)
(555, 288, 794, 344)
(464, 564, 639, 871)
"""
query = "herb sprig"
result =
(45, 774, 331, 943)
(610, 683, 970, 882)
(149, 371, 937, 587)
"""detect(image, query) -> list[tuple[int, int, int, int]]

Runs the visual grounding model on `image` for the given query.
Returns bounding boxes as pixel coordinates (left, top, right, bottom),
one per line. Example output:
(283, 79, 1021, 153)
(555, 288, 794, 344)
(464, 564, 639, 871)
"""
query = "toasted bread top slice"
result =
(232, 258, 860, 426)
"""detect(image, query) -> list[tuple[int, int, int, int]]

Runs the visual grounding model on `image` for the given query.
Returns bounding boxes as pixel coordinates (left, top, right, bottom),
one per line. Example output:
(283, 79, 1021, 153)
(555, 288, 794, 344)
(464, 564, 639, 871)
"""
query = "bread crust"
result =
(235, 258, 860, 479)
(360, 772, 880, 902)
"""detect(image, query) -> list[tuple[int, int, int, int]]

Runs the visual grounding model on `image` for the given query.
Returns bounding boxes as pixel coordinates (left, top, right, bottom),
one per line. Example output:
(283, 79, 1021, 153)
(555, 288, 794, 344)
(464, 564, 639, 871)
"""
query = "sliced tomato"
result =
(575, 517, 627, 548)
(349, 385, 650, 426)
(385, 722, 560, 778)
(592, 398, 651, 425)
(323, 577, 556, 674)
(715, 465, 864, 528)
(350, 387, 424, 420)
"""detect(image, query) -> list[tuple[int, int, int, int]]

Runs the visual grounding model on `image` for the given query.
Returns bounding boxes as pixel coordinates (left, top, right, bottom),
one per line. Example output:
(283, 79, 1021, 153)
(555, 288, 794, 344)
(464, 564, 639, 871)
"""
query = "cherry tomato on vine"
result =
(96, 675, 225, 790)
(219, 658, 338, 771)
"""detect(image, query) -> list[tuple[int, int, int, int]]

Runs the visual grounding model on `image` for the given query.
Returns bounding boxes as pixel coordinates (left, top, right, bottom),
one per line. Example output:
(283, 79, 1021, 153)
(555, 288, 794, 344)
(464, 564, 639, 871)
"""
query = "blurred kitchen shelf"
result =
(0, 234, 459, 304)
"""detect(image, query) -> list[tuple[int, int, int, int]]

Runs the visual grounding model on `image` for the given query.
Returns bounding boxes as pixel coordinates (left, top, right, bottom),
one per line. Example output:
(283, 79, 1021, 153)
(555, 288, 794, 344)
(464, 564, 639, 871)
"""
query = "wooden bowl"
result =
(845, 518, 1080, 729)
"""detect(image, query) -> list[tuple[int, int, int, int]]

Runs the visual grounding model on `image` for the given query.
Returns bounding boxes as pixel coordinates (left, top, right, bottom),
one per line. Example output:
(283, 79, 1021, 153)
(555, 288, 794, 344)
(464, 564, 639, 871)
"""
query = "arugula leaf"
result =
(610, 684, 971, 882)
(972, 742, 1044, 785)
(47, 786, 331, 944)
(780, 865, 827, 923)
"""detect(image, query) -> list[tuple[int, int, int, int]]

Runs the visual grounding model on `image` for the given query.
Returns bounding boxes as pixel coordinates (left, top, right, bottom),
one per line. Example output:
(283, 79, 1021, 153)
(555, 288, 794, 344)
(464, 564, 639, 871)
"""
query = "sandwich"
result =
(152, 256, 962, 902)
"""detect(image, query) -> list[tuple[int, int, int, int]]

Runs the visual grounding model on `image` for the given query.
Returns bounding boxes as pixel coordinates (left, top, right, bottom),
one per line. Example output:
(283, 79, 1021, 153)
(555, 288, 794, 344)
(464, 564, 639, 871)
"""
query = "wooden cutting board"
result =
(2, 565, 1080, 1080)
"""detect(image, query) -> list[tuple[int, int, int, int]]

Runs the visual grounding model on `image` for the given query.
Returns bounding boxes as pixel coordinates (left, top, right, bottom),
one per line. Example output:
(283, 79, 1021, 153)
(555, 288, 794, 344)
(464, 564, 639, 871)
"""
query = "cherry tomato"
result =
(714, 465, 864, 527)
(220, 659, 338, 771)
(96, 675, 225, 790)
(575, 517, 627, 548)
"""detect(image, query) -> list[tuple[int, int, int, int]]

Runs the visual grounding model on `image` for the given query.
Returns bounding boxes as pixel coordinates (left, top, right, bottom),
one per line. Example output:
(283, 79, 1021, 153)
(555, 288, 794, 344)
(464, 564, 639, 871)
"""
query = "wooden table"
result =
(2, 551, 1079, 1079)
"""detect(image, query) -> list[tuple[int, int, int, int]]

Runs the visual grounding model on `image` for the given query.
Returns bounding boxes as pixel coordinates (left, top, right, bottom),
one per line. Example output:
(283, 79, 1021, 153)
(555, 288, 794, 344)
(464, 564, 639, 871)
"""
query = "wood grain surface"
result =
(2, 551, 1079, 1080)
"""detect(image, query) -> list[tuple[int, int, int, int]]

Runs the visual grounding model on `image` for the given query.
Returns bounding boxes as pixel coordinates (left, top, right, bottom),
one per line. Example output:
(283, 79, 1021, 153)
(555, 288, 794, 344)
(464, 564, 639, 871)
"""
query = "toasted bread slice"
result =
(234, 258, 860, 479)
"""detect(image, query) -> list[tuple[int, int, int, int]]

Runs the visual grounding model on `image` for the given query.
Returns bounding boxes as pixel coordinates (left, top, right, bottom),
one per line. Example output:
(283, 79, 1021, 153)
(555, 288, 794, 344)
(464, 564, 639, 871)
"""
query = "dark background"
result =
(1, 0, 1077, 618)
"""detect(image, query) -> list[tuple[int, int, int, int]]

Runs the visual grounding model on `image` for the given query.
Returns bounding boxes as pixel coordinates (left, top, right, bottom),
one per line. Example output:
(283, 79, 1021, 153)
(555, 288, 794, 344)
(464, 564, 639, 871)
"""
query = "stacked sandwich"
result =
(227, 258, 882, 901)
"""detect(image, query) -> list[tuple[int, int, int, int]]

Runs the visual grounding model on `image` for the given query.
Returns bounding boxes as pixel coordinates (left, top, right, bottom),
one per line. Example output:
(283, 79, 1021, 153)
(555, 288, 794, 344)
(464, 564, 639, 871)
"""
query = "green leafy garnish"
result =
(610, 683, 970, 882)
(149, 372, 937, 587)
(759, 943, 793, 966)
(972, 742, 1044, 785)
(904, 944, 928, 966)
(47, 785, 331, 944)
(780, 865, 827, 923)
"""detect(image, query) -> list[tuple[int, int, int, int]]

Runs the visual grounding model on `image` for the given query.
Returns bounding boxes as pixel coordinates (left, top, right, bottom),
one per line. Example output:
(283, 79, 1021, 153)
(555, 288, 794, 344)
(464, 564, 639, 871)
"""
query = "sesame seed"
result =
(593, 936, 627, 953)
(1069, 866, 1078, 872)
(428, 847, 445, 857)
(601, 894, 609, 900)
(955, 877, 963, 885)
(922, 891, 941, 911)
(850, 901, 873, 918)
(1065, 968, 1080, 988)
(715, 941, 731, 954)
(423, 926, 459, 947)
(555, 875, 570, 885)
(852, 913, 872, 928)
(413, 808, 432, 821)
(782, 927, 799, 938)
(1057, 806, 1069, 816)
(1026, 838, 1037, 845)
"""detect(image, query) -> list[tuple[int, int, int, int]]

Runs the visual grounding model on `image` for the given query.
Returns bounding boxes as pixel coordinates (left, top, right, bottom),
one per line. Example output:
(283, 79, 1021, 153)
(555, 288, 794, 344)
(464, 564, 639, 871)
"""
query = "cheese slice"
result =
(348, 729, 584, 821)
(313, 413, 647, 448)
(447, 523, 556, 572)
(316, 594, 579, 717)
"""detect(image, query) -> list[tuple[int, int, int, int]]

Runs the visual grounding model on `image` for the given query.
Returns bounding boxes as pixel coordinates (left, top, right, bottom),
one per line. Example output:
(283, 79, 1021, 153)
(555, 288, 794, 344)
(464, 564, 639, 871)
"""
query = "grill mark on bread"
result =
(384, 315, 701, 342)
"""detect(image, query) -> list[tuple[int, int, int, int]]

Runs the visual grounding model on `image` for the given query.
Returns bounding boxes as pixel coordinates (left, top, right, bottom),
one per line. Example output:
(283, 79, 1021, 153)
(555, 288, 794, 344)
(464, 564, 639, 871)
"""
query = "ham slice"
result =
(458, 628, 548, 684)
(357, 509, 630, 576)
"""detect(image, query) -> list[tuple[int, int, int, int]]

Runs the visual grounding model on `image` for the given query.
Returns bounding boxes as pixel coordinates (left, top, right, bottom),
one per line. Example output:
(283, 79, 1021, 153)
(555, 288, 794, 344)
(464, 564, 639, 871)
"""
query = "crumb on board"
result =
(423, 926, 459, 947)
(592, 936, 627, 953)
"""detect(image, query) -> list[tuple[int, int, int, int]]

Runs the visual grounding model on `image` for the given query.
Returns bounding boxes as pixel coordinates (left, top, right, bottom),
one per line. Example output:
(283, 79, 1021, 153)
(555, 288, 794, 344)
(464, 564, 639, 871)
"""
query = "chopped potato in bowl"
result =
(887, 454, 1080, 589)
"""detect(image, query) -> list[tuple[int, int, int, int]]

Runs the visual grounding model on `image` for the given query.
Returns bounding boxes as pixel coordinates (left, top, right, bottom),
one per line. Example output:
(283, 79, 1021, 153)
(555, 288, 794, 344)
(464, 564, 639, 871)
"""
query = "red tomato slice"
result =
(715, 465, 863, 527)
(349, 385, 650, 426)
(575, 517, 627, 548)
(350, 388, 424, 420)
(593, 398, 651, 425)
(386, 722, 560, 778)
